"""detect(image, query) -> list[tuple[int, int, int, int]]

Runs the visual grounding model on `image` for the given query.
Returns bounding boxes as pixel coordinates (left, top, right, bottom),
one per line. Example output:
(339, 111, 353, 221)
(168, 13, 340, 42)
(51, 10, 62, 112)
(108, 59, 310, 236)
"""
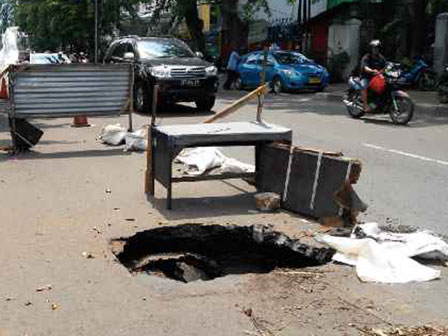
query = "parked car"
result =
(104, 36, 219, 112)
(235, 50, 329, 93)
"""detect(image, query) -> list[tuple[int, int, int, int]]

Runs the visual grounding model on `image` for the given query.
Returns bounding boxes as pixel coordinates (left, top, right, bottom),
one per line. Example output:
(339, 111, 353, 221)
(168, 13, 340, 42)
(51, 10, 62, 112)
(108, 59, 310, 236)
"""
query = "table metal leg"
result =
(255, 143, 262, 190)
(150, 137, 155, 196)
(167, 149, 173, 210)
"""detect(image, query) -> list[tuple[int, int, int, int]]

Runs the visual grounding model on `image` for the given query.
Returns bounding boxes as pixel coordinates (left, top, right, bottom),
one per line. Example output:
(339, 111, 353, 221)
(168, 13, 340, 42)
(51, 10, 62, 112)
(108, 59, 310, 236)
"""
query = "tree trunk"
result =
(220, 0, 248, 58)
(412, 0, 427, 57)
(178, 0, 207, 56)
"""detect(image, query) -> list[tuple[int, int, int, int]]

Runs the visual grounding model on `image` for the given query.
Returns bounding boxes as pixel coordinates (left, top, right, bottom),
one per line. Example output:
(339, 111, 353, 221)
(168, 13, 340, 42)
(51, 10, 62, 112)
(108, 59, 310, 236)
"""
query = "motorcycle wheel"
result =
(345, 90, 365, 118)
(389, 95, 414, 125)
(417, 72, 437, 91)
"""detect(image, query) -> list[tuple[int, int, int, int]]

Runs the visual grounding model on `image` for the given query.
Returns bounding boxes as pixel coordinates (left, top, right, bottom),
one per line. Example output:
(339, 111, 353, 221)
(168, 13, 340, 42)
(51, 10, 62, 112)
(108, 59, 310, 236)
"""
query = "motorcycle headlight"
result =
(150, 66, 170, 78)
(205, 65, 218, 76)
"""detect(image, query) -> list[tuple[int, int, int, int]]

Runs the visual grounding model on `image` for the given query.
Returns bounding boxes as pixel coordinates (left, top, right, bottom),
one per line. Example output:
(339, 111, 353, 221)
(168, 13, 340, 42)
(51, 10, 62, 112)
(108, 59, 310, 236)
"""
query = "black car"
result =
(104, 36, 219, 112)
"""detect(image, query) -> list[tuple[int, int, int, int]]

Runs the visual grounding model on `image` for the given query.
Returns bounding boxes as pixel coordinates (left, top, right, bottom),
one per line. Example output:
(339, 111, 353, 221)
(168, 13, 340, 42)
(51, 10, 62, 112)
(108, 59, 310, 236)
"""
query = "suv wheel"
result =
(134, 82, 150, 113)
(195, 96, 216, 111)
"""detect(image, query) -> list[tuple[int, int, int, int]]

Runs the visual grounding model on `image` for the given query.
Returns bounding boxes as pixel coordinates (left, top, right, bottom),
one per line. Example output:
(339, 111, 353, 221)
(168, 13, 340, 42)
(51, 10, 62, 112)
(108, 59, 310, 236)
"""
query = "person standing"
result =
(223, 47, 241, 90)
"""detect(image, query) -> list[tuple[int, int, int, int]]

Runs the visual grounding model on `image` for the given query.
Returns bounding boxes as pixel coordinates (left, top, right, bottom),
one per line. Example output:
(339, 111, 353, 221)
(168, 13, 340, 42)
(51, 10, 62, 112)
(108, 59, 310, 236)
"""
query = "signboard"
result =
(248, 20, 268, 44)
(310, 0, 328, 19)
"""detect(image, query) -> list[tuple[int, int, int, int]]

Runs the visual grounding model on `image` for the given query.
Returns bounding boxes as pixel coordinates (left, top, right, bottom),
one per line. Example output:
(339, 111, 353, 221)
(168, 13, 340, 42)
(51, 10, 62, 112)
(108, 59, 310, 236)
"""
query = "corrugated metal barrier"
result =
(9, 63, 133, 118)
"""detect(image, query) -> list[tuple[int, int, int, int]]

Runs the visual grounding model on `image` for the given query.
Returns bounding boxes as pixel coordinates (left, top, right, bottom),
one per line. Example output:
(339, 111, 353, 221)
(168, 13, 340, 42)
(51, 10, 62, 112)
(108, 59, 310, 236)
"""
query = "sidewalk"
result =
(318, 83, 448, 116)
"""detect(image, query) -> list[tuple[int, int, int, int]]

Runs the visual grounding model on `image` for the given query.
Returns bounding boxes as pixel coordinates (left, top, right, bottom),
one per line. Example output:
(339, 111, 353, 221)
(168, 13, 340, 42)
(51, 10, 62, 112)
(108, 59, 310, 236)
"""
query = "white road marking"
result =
(363, 143, 448, 166)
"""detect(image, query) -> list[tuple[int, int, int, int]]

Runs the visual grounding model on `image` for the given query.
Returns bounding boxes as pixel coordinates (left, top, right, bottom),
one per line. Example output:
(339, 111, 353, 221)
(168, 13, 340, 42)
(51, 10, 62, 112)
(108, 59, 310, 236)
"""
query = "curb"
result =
(316, 92, 448, 117)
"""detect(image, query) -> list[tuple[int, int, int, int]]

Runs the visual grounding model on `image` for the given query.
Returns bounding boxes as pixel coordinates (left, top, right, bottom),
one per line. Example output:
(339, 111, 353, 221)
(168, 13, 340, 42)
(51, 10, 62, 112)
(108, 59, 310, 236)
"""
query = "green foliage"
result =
(0, 0, 14, 33)
(240, 0, 271, 22)
(15, 0, 140, 53)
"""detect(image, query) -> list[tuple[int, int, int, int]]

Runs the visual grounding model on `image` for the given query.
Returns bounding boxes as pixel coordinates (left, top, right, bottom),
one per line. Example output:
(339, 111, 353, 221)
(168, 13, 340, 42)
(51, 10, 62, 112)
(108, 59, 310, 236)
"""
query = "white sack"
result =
(220, 158, 255, 174)
(0, 27, 19, 66)
(98, 124, 127, 146)
(124, 132, 147, 152)
(176, 147, 225, 175)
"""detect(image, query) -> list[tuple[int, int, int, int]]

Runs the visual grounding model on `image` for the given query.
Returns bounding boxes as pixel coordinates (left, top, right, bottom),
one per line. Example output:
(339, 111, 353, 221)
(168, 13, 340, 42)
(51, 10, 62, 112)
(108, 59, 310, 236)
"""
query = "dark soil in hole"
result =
(111, 224, 335, 283)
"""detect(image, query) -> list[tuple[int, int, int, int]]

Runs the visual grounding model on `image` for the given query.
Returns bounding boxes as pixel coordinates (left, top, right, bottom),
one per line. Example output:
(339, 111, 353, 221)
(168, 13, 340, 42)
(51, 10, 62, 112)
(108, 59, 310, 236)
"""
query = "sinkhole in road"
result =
(111, 224, 334, 283)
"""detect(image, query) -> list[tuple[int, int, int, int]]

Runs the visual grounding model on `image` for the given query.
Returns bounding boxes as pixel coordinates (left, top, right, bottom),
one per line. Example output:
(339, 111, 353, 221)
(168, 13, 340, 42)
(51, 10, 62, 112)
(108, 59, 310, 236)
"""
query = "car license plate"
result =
(181, 79, 201, 87)
(308, 77, 321, 84)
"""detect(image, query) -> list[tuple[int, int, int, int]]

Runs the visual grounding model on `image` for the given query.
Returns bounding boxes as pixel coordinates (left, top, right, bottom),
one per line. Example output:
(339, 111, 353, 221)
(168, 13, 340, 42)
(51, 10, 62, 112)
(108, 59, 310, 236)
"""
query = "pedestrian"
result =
(223, 47, 241, 90)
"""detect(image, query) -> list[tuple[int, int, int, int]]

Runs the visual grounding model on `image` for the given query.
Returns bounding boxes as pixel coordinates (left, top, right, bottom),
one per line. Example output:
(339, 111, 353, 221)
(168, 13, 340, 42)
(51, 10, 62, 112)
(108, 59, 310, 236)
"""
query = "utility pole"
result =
(94, 0, 98, 64)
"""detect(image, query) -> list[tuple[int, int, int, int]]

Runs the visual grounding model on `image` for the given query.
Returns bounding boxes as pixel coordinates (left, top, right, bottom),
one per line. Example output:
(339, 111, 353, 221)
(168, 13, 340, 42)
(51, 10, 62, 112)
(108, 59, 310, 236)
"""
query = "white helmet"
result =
(369, 40, 381, 48)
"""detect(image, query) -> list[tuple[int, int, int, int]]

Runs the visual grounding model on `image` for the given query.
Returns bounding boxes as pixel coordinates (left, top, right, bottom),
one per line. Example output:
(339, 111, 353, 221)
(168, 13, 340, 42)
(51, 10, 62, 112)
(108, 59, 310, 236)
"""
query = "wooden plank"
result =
(203, 84, 268, 124)
(145, 85, 159, 194)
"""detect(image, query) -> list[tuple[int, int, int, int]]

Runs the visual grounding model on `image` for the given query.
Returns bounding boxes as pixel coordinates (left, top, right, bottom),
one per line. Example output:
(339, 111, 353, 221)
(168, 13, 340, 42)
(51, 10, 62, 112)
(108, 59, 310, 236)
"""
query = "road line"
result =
(363, 143, 448, 166)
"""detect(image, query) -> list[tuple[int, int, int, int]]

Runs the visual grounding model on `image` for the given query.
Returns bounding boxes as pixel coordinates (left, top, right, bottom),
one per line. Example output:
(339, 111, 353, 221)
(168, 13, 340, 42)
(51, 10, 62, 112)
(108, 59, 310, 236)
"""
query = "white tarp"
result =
(175, 147, 255, 176)
(317, 223, 448, 283)
(0, 27, 19, 66)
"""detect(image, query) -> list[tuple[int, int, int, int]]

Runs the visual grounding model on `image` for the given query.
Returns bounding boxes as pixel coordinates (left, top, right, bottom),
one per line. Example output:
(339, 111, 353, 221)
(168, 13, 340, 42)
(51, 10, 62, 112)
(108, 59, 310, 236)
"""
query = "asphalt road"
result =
(210, 89, 448, 235)
(2, 89, 448, 335)
(1, 88, 447, 235)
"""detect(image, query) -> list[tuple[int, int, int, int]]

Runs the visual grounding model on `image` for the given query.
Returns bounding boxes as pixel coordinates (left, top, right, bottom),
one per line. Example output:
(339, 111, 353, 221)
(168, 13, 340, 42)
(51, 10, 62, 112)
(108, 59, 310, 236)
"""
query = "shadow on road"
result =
(0, 148, 130, 162)
(148, 192, 258, 220)
(135, 103, 215, 119)
(146, 178, 260, 220)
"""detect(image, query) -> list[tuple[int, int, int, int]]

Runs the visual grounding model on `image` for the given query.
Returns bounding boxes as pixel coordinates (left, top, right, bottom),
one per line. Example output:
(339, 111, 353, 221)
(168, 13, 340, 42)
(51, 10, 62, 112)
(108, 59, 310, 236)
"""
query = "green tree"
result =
(15, 0, 140, 55)
(145, 0, 275, 56)
(0, 0, 14, 33)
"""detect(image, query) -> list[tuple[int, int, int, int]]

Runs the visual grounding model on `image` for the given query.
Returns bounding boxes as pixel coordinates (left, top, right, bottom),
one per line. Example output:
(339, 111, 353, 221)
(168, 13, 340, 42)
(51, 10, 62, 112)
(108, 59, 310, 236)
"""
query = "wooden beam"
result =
(203, 83, 268, 124)
(145, 85, 159, 194)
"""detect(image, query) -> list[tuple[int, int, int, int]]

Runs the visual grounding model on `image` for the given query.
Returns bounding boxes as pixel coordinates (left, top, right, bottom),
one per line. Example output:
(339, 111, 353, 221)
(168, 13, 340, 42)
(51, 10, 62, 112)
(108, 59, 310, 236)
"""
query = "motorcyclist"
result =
(360, 40, 386, 112)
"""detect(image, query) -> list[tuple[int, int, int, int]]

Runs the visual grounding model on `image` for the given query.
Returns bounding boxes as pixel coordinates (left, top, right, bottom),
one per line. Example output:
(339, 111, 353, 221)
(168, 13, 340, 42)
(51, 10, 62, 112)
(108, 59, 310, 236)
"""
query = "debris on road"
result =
(36, 284, 52, 292)
(317, 222, 448, 283)
(255, 192, 281, 212)
(358, 326, 448, 336)
(92, 226, 102, 234)
(98, 124, 148, 152)
(242, 307, 276, 336)
(51, 303, 59, 311)
(81, 252, 95, 259)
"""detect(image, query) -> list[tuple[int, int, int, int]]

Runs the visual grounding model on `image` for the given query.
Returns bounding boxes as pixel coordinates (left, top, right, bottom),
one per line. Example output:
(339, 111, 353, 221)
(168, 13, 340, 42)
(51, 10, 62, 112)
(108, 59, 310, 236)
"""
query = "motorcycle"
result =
(387, 57, 437, 91)
(343, 66, 415, 125)
(437, 65, 448, 103)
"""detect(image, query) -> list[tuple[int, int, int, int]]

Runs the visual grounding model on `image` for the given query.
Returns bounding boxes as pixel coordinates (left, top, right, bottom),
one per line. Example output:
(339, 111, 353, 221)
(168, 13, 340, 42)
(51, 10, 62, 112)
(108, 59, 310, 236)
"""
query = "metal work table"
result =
(149, 121, 292, 209)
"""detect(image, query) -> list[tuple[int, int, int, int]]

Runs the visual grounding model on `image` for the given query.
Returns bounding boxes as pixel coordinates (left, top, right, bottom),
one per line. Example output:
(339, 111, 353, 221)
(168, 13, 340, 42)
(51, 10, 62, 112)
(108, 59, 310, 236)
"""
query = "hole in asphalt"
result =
(111, 224, 334, 283)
